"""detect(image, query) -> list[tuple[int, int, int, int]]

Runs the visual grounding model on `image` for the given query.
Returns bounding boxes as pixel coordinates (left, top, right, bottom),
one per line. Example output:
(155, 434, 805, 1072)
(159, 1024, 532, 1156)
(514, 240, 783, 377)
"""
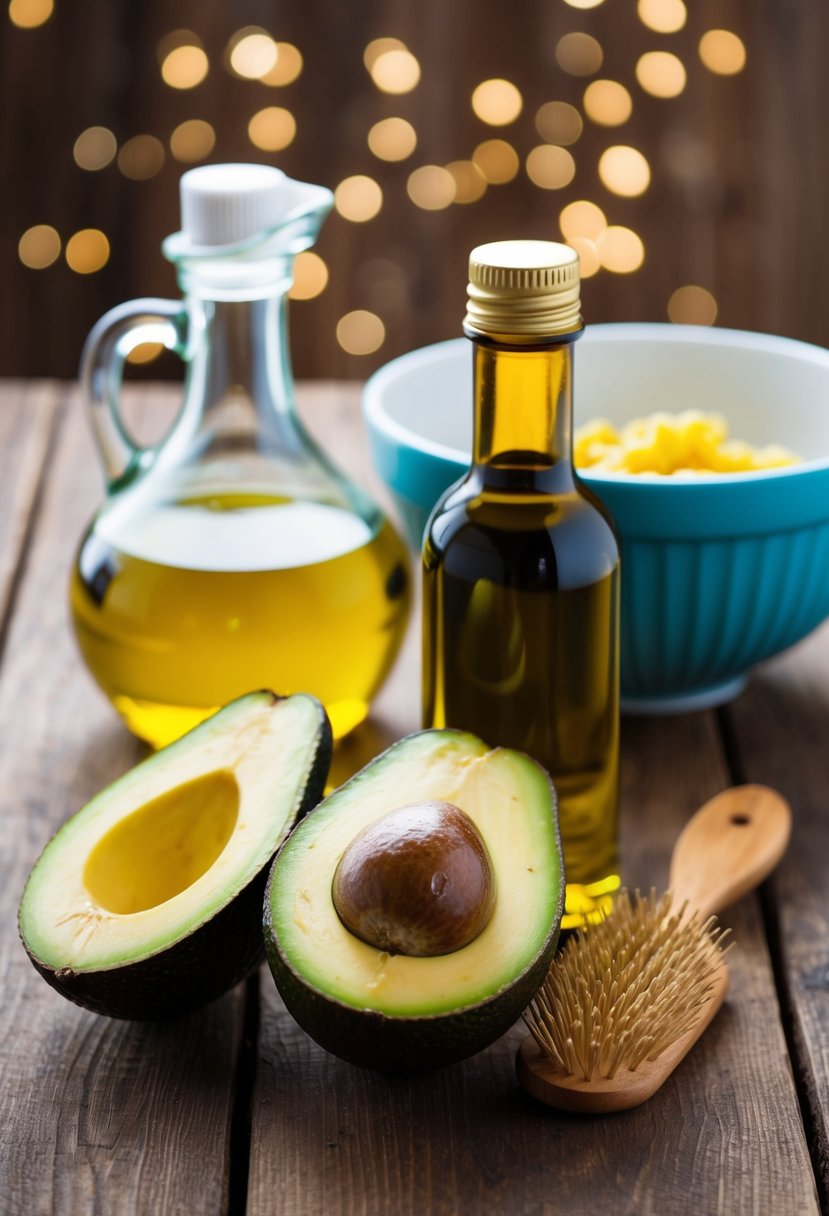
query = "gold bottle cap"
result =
(465, 239, 582, 341)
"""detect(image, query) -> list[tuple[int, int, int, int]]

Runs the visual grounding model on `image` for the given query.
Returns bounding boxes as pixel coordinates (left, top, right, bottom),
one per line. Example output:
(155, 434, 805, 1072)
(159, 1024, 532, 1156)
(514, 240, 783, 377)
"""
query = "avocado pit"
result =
(331, 800, 496, 957)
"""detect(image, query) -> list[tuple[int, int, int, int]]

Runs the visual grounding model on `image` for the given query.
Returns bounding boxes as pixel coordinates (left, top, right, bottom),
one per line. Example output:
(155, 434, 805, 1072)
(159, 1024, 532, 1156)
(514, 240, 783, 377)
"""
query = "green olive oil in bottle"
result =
(422, 241, 620, 928)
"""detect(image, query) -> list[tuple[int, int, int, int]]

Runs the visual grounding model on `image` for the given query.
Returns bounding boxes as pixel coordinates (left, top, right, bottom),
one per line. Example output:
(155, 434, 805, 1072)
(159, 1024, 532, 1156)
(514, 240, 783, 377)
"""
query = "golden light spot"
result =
(637, 0, 687, 33)
(446, 160, 487, 204)
(261, 42, 303, 86)
(334, 175, 383, 222)
(583, 80, 632, 126)
(535, 101, 583, 145)
(668, 285, 718, 325)
(472, 139, 519, 184)
(555, 32, 603, 76)
(65, 229, 110, 275)
(18, 225, 60, 269)
(471, 78, 523, 125)
(368, 117, 417, 162)
(563, 0, 605, 7)
(598, 145, 651, 197)
(569, 236, 600, 278)
(247, 107, 296, 152)
(699, 29, 747, 75)
(336, 310, 385, 356)
(559, 200, 607, 242)
(125, 342, 164, 365)
(161, 43, 209, 90)
(526, 145, 576, 190)
(228, 29, 279, 79)
(636, 51, 687, 98)
(117, 135, 165, 181)
(407, 165, 456, 209)
(8, 0, 52, 28)
(370, 48, 421, 94)
(289, 251, 329, 300)
(73, 127, 117, 171)
(597, 226, 645, 273)
(170, 119, 216, 163)
(363, 37, 406, 71)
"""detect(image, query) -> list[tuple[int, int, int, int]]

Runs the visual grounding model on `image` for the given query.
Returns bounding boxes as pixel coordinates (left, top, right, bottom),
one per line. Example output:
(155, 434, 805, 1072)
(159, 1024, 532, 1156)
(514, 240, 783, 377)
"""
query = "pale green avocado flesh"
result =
(19, 691, 331, 1019)
(264, 729, 563, 1069)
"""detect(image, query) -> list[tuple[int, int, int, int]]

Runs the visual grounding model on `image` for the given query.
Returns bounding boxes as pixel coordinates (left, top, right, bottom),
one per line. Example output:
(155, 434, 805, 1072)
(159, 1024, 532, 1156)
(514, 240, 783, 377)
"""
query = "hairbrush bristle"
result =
(523, 890, 731, 1081)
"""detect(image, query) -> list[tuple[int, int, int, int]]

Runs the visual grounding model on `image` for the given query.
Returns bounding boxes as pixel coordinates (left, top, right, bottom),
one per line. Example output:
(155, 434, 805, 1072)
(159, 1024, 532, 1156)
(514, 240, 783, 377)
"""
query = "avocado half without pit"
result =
(263, 729, 564, 1072)
(18, 691, 332, 1019)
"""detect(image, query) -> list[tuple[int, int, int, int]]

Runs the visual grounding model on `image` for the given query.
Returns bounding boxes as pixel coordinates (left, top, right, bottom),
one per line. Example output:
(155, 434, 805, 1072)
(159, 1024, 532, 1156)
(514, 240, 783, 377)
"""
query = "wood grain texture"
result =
(0, 386, 244, 1216)
(724, 623, 829, 1211)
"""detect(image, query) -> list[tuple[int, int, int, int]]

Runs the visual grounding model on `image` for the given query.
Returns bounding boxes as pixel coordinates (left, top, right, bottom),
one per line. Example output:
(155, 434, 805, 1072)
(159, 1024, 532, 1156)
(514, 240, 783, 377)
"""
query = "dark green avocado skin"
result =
(264, 902, 561, 1072)
(21, 693, 332, 1021)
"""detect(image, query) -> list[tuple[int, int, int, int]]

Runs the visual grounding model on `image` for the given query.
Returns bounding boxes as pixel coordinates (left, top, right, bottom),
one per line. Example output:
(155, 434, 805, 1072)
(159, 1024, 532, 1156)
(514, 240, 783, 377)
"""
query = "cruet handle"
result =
(79, 298, 188, 484)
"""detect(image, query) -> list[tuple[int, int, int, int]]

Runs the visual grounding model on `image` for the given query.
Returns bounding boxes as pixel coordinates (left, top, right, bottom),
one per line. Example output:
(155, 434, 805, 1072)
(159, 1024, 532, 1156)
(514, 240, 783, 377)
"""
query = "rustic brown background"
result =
(1, 0, 826, 381)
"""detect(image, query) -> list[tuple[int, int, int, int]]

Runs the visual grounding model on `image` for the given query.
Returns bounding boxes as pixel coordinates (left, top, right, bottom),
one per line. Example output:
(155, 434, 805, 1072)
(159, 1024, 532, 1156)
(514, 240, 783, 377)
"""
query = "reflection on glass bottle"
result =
(71, 165, 409, 749)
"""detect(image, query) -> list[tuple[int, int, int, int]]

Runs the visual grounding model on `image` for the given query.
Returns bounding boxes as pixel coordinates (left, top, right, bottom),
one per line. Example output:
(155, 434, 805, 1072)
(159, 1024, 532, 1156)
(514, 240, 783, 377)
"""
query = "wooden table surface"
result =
(1, 380, 828, 1216)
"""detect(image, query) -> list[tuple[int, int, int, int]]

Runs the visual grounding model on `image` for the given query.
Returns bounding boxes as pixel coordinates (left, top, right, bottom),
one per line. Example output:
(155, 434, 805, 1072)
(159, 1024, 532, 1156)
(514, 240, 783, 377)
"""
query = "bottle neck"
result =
(469, 330, 581, 492)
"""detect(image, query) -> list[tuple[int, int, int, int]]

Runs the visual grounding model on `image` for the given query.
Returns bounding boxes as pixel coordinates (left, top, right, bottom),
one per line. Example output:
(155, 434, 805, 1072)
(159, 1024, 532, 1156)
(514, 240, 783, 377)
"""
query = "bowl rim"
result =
(363, 322, 829, 484)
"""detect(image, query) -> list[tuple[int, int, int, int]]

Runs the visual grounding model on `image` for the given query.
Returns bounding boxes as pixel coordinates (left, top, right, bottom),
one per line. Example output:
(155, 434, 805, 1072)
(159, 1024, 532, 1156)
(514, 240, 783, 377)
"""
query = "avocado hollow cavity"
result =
(331, 800, 496, 957)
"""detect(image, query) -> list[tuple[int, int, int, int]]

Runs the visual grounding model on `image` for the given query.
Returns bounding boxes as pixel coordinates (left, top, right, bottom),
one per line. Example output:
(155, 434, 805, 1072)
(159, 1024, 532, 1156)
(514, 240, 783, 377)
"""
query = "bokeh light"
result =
(555, 33, 604, 76)
(446, 160, 487, 204)
(636, 51, 687, 97)
(247, 107, 296, 151)
(370, 48, 421, 93)
(471, 78, 523, 125)
(228, 29, 279, 79)
(637, 0, 687, 33)
(117, 135, 165, 181)
(170, 119, 216, 163)
(559, 200, 607, 242)
(583, 80, 632, 126)
(569, 236, 600, 278)
(368, 117, 417, 161)
(597, 226, 645, 273)
(18, 225, 60, 269)
(261, 42, 303, 86)
(289, 252, 329, 300)
(335, 175, 383, 222)
(337, 310, 385, 355)
(563, 0, 605, 7)
(407, 165, 456, 209)
(526, 145, 576, 190)
(8, 0, 52, 28)
(73, 127, 117, 171)
(535, 101, 583, 145)
(668, 285, 718, 325)
(65, 229, 110, 275)
(472, 139, 520, 184)
(598, 145, 651, 196)
(363, 37, 406, 71)
(160, 35, 209, 90)
(699, 30, 747, 75)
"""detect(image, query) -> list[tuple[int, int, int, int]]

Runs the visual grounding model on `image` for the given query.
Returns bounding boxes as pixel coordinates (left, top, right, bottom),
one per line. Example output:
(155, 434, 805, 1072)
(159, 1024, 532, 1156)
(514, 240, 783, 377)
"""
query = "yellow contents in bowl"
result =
(574, 411, 800, 475)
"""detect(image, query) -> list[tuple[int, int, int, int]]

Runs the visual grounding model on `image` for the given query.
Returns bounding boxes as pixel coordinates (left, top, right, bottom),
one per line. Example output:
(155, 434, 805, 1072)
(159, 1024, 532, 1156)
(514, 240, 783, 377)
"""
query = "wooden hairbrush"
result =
(517, 785, 791, 1114)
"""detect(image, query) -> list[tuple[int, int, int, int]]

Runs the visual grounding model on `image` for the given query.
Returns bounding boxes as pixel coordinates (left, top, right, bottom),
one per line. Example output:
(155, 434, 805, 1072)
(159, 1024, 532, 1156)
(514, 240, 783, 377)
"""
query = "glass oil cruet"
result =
(71, 163, 410, 749)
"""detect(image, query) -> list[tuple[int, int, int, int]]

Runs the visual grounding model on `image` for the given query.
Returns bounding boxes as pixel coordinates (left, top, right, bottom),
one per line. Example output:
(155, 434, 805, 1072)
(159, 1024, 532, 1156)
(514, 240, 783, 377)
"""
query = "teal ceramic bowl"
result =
(363, 323, 829, 712)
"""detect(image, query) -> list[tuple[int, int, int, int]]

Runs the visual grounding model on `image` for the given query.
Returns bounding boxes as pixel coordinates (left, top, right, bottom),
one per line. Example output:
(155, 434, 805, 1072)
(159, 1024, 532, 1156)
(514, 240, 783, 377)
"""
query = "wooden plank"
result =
(723, 621, 829, 1210)
(0, 385, 245, 1216)
(248, 386, 819, 1216)
(0, 381, 62, 640)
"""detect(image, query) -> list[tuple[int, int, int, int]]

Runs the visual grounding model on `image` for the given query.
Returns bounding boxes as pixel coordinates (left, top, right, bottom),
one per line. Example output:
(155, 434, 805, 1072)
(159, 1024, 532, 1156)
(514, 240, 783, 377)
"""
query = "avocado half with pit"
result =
(19, 691, 331, 1019)
(263, 729, 563, 1071)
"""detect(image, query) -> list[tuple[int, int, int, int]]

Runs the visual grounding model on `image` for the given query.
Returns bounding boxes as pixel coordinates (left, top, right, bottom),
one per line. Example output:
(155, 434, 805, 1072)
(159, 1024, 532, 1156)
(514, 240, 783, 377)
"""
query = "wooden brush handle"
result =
(668, 785, 791, 921)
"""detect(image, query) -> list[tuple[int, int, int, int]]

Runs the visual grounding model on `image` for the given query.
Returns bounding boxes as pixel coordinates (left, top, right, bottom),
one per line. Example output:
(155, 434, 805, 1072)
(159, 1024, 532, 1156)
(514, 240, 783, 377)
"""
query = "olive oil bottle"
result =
(71, 164, 409, 749)
(422, 241, 620, 928)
